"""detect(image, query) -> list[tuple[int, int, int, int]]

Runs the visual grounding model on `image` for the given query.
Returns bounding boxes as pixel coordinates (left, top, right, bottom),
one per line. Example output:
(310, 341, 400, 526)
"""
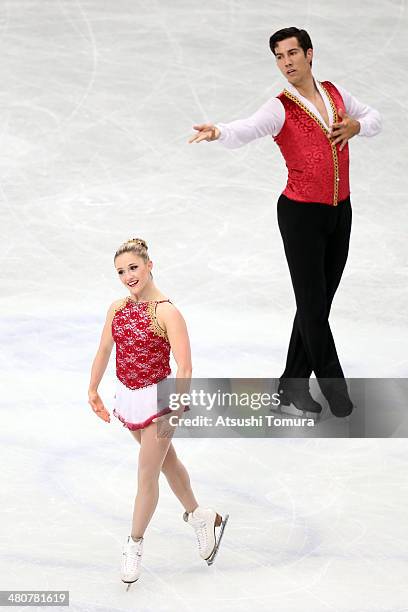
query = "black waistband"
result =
(278, 194, 351, 207)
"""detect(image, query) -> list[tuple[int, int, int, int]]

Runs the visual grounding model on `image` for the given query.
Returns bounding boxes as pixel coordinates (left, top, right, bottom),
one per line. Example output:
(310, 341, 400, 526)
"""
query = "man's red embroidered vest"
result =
(273, 81, 350, 206)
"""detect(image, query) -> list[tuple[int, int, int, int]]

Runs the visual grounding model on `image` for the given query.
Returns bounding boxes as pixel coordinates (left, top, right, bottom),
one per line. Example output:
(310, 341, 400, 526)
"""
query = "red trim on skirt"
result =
(113, 406, 189, 431)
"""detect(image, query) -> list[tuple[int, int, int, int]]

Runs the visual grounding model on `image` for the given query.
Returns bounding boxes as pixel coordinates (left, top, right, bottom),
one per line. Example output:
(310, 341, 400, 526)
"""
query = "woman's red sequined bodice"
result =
(111, 297, 171, 390)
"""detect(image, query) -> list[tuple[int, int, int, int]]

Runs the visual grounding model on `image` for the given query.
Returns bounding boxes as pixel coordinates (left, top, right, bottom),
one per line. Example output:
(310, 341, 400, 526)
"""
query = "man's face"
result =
(274, 37, 313, 86)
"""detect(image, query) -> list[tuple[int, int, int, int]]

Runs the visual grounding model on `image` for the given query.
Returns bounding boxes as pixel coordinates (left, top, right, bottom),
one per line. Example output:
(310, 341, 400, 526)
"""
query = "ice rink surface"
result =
(1, 0, 408, 610)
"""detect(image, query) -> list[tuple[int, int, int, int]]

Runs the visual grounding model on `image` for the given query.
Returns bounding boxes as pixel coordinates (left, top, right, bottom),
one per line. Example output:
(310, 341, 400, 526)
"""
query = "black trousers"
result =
(277, 194, 352, 381)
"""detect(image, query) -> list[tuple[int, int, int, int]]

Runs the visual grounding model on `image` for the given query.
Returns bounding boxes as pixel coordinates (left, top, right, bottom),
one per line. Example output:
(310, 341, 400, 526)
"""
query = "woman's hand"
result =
(152, 402, 187, 437)
(152, 411, 177, 438)
(88, 390, 111, 423)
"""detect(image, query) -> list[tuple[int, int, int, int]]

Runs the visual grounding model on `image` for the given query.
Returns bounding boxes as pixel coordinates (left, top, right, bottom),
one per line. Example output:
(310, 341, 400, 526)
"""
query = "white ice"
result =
(1, 0, 408, 610)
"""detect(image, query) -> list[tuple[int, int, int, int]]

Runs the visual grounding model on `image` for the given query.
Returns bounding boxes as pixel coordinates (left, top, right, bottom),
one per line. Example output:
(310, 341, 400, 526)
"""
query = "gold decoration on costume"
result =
(320, 83, 340, 207)
(112, 296, 170, 339)
(112, 296, 129, 315)
(147, 301, 169, 339)
(283, 82, 341, 206)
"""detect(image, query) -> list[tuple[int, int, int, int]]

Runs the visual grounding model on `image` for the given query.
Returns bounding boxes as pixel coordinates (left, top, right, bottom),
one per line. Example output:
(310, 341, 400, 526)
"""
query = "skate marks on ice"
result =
(2, 430, 408, 610)
(1, 0, 407, 609)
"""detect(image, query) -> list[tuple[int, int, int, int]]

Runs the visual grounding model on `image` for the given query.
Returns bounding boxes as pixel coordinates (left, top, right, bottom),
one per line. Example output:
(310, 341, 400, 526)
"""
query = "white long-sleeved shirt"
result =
(216, 78, 382, 148)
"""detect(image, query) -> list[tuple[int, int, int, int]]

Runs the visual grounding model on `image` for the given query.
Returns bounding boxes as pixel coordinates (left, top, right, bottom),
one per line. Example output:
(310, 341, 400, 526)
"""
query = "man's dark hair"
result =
(269, 27, 313, 66)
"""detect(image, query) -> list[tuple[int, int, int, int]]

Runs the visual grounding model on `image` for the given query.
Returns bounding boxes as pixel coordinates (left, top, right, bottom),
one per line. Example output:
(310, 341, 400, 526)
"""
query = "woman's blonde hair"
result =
(114, 238, 150, 263)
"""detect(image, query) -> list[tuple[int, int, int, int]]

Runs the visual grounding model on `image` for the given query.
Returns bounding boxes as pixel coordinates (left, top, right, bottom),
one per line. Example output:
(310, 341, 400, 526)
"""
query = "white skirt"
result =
(113, 377, 173, 431)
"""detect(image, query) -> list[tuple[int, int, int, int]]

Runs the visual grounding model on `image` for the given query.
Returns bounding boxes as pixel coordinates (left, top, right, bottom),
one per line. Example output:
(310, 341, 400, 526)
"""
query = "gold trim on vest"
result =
(320, 82, 340, 207)
(283, 83, 340, 206)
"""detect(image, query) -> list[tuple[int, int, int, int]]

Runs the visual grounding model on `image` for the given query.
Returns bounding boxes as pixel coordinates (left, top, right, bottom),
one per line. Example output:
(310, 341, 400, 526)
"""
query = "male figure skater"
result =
(189, 27, 382, 417)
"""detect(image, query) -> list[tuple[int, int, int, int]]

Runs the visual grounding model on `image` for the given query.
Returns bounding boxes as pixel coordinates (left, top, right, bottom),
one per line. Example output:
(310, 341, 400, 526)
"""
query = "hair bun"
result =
(114, 237, 150, 262)
(128, 238, 148, 249)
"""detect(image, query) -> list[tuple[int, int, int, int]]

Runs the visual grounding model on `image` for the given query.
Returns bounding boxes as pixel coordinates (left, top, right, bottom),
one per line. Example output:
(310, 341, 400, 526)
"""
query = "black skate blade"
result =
(206, 514, 229, 566)
(123, 578, 139, 591)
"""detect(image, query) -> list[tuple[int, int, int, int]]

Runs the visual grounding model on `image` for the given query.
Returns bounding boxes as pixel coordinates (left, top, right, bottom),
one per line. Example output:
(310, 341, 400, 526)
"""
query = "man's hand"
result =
(329, 108, 360, 151)
(189, 123, 220, 143)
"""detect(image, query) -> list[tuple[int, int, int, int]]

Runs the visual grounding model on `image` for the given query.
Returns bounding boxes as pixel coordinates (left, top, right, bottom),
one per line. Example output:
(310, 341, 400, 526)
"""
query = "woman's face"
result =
(114, 252, 153, 297)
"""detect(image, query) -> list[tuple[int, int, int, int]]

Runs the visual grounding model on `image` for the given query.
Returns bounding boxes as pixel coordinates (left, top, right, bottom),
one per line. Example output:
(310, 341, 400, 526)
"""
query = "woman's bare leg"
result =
(129, 429, 142, 444)
(161, 444, 198, 513)
(129, 430, 198, 515)
(130, 423, 172, 539)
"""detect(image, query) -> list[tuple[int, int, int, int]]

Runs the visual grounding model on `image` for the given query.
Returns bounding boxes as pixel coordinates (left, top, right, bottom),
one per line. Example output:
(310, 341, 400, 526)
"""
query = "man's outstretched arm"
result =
(189, 97, 285, 148)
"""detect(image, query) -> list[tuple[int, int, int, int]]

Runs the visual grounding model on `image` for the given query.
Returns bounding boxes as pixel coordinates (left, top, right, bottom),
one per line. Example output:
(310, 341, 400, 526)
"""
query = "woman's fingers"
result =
(151, 414, 175, 437)
(88, 397, 110, 422)
(95, 407, 110, 422)
(99, 409, 111, 423)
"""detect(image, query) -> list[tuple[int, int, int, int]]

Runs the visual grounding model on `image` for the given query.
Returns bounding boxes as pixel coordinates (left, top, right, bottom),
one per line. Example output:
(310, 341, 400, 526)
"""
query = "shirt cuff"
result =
(214, 124, 225, 142)
(356, 118, 368, 137)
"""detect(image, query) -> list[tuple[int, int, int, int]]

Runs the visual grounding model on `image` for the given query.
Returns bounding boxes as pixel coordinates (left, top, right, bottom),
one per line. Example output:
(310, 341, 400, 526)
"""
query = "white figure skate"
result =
(184, 506, 229, 566)
(121, 535, 143, 590)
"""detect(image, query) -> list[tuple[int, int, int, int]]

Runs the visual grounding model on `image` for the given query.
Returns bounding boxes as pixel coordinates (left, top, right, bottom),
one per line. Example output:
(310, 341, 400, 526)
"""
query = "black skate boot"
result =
(276, 378, 323, 415)
(320, 379, 354, 418)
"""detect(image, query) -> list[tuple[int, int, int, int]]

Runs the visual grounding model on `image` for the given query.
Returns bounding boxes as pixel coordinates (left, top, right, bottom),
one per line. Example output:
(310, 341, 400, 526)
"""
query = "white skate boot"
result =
(183, 506, 229, 566)
(121, 535, 143, 589)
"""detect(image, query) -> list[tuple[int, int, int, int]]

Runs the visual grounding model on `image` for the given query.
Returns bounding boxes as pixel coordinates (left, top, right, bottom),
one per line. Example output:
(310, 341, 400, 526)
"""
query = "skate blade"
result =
(271, 405, 321, 419)
(206, 514, 229, 566)
(122, 578, 139, 591)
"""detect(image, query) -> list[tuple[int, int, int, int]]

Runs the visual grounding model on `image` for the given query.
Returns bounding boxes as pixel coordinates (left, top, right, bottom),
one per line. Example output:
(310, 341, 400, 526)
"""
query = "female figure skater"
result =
(88, 238, 228, 586)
